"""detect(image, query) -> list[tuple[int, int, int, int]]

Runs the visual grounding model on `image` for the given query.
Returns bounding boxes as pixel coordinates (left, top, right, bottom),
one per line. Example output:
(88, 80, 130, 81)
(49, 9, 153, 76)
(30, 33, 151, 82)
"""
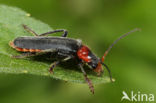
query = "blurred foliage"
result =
(0, 0, 155, 103)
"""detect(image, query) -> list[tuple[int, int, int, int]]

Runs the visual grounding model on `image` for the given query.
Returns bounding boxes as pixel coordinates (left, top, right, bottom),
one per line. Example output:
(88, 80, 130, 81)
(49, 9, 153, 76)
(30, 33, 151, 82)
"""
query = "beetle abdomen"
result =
(10, 36, 82, 53)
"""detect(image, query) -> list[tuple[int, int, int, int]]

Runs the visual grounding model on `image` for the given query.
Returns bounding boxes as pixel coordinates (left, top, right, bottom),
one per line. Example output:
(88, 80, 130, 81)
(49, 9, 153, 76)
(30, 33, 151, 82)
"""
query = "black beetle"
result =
(9, 24, 140, 94)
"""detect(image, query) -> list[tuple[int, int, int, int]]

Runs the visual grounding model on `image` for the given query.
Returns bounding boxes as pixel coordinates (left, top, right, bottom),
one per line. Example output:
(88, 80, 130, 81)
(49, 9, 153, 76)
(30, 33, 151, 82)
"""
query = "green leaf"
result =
(0, 5, 114, 84)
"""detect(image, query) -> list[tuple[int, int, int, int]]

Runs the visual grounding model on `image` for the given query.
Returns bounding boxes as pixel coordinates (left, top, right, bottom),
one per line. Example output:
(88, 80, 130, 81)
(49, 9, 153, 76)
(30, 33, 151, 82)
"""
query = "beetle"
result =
(9, 24, 140, 94)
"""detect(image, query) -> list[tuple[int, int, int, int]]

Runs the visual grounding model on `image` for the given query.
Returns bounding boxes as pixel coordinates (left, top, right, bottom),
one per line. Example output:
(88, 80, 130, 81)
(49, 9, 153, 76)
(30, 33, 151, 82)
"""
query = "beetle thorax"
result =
(77, 45, 92, 62)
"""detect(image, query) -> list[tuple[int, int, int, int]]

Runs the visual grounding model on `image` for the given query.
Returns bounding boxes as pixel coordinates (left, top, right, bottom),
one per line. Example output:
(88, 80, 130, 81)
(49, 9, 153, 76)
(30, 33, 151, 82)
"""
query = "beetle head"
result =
(77, 45, 112, 81)
(77, 45, 104, 75)
(86, 53, 104, 76)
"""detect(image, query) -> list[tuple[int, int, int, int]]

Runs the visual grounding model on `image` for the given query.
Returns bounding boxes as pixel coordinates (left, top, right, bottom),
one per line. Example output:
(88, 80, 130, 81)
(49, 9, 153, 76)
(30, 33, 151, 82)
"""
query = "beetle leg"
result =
(39, 29, 68, 37)
(22, 24, 39, 36)
(12, 52, 37, 58)
(62, 56, 73, 61)
(49, 61, 60, 73)
(78, 63, 94, 94)
(49, 56, 73, 73)
(22, 24, 68, 37)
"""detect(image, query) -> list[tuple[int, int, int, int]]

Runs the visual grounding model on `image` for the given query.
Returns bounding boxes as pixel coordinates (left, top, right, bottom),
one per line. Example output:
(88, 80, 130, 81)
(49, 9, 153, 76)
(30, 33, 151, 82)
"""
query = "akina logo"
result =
(121, 91, 154, 102)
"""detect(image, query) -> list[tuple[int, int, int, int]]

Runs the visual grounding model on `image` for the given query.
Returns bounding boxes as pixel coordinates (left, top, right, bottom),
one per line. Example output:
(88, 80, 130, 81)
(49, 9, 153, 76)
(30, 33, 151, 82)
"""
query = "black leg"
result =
(23, 24, 68, 37)
(12, 52, 37, 58)
(79, 63, 94, 94)
(61, 56, 73, 61)
(49, 56, 73, 73)
(23, 24, 39, 36)
(49, 61, 60, 73)
(39, 29, 68, 37)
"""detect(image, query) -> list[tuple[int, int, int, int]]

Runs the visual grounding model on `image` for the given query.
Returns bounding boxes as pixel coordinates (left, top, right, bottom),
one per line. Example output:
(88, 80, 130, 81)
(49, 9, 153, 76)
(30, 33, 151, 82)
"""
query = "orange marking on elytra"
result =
(9, 41, 42, 52)
(35, 49, 42, 52)
(9, 41, 16, 48)
(29, 49, 42, 52)
(23, 48, 29, 52)
(16, 47, 24, 52)
(29, 49, 35, 52)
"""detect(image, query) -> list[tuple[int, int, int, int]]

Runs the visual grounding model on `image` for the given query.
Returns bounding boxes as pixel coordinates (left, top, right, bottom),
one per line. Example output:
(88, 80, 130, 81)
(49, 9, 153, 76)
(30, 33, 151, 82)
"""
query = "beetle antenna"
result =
(101, 62, 113, 82)
(101, 28, 141, 62)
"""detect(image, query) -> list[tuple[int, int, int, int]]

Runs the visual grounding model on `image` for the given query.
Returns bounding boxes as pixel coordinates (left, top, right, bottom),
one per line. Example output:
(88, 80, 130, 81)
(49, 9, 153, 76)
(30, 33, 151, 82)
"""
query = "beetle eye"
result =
(92, 64, 97, 69)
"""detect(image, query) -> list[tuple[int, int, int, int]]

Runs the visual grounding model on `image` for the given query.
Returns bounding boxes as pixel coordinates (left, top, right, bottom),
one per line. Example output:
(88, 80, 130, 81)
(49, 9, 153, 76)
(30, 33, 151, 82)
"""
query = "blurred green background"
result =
(0, 0, 156, 103)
